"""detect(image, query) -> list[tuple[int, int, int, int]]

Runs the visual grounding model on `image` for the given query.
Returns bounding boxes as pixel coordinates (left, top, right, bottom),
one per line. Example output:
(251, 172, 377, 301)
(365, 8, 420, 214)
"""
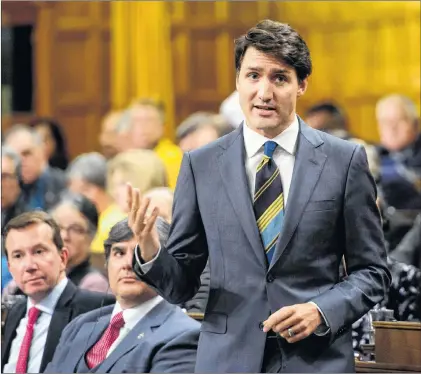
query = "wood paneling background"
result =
(2, 1, 419, 157)
(170, 1, 420, 143)
(2, 1, 111, 158)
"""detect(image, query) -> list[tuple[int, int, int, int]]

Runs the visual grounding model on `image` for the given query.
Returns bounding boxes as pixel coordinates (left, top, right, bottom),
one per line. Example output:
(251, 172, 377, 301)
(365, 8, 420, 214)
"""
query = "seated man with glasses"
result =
(1, 211, 115, 373)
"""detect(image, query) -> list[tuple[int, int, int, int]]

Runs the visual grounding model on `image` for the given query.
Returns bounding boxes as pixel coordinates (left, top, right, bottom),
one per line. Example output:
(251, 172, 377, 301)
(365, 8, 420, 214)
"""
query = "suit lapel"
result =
(39, 281, 77, 372)
(97, 301, 172, 373)
(70, 315, 111, 372)
(269, 120, 327, 271)
(1, 300, 26, 369)
(219, 125, 267, 268)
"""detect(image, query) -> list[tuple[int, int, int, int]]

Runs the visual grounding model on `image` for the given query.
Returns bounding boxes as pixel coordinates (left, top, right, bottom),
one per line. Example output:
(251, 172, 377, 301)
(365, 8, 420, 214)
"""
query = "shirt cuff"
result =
(309, 301, 331, 336)
(134, 244, 161, 273)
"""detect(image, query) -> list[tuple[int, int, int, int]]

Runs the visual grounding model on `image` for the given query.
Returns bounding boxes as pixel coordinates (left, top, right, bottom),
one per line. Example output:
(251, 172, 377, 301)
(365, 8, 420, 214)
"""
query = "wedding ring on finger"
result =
(287, 328, 295, 338)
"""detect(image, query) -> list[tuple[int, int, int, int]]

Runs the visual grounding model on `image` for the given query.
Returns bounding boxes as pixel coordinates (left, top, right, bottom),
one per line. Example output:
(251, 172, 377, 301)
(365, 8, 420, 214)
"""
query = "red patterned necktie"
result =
(16, 307, 41, 374)
(86, 311, 125, 369)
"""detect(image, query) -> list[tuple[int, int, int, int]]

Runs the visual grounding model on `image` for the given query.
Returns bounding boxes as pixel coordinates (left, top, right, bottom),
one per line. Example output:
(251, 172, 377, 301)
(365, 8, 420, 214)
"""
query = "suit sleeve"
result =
(149, 325, 200, 373)
(133, 153, 209, 304)
(311, 145, 391, 342)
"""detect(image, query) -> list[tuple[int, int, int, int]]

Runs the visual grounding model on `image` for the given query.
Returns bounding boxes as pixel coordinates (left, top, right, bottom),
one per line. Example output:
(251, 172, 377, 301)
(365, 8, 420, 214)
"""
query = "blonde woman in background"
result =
(107, 149, 168, 213)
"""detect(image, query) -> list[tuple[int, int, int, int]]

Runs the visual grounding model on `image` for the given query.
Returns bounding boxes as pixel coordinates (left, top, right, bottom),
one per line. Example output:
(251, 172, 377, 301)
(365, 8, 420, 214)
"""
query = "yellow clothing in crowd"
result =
(91, 204, 127, 254)
(154, 138, 183, 190)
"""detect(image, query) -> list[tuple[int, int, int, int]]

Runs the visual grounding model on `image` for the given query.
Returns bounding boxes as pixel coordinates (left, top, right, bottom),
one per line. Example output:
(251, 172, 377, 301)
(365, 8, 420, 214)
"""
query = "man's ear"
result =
(59, 247, 69, 271)
(297, 77, 308, 97)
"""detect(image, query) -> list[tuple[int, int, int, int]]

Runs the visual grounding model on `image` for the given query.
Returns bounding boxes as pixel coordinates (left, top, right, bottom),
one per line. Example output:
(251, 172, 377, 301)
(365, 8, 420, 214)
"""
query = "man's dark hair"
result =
(234, 19, 312, 82)
(305, 102, 347, 130)
(104, 218, 133, 262)
(3, 211, 64, 259)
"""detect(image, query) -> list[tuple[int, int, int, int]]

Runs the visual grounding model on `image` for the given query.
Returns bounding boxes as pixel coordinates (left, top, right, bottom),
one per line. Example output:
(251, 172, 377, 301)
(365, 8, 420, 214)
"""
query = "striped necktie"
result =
(253, 141, 285, 264)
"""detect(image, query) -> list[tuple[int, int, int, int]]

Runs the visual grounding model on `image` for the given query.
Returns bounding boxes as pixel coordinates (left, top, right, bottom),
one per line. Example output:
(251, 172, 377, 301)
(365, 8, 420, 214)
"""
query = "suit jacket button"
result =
(266, 274, 275, 283)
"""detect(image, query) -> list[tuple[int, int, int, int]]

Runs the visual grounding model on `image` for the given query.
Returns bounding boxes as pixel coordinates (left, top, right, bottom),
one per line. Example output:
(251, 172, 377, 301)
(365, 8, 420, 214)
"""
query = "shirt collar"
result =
(243, 115, 299, 158)
(112, 295, 164, 330)
(27, 277, 68, 316)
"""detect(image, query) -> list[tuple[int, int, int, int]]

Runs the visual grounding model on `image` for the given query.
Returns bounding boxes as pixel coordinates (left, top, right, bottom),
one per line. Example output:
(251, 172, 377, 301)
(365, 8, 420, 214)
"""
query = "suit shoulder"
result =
(164, 305, 201, 332)
(65, 305, 113, 331)
(72, 289, 115, 309)
(188, 129, 239, 161)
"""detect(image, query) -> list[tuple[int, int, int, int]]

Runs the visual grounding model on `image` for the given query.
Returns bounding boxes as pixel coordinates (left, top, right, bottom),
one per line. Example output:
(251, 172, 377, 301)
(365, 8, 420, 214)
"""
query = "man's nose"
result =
(23, 256, 38, 271)
(258, 78, 273, 102)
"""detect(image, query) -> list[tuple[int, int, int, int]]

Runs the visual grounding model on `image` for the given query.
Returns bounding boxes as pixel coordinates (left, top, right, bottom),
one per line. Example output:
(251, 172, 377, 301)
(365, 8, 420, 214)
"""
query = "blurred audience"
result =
(107, 149, 168, 213)
(99, 111, 123, 160)
(1, 211, 114, 373)
(29, 118, 70, 171)
(219, 90, 244, 128)
(144, 187, 174, 224)
(376, 94, 421, 210)
(128, 98, 183, 190)
(1, 146, 26, 233)
(45, 218, 199, 373)
(390, 213, 421, 270)
(305, 102, 350, 139)
(305, 102, 380, 183)
(176, 112, 232, 152)
(3, 125, 67, 211)
(66, 152, 126, 254)
(50, 193, 109, 293)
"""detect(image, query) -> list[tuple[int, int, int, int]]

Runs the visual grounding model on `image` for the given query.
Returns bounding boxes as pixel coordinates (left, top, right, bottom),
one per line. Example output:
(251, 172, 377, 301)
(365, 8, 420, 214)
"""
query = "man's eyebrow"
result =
(244, 66, 291, 74)
(111, 245, 126, 252)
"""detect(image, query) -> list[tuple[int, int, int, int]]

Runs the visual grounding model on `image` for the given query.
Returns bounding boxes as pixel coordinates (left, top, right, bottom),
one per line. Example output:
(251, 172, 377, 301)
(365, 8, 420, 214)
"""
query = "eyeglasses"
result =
(59, 224, 88, 236)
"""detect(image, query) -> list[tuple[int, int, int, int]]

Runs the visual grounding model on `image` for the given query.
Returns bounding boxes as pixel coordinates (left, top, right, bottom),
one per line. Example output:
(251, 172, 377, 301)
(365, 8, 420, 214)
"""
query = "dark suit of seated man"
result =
(45, 218, 200, 373)
(1, 211, 115, 373)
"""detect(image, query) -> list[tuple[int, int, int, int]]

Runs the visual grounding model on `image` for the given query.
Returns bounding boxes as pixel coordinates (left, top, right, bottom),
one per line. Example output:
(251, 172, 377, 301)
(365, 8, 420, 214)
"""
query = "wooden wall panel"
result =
(170, 1, 420, 143)
(1, 1, 111, 159)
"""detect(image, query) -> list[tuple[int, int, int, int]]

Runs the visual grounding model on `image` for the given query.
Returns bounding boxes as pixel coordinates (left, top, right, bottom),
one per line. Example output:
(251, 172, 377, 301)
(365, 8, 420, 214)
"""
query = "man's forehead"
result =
(6, 223, 54, 248)
(242, 48, 293, 71)
(111, 238, 137, 249)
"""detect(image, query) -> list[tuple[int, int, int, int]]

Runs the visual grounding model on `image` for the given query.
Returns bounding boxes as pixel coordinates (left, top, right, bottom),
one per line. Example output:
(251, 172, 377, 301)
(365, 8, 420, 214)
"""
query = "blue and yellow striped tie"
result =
(254, 141, 284, 264)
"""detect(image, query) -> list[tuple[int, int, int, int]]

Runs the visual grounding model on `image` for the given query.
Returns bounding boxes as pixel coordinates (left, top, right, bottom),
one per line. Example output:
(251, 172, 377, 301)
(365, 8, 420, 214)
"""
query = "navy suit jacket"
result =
(1, 281, 115, 373)
(45, 300, 200, 373)
(134, 119, 391, 372)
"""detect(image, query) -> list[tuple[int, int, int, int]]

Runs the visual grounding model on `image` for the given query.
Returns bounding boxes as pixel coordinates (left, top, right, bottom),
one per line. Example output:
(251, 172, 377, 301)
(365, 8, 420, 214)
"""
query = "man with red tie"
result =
(1, 211, 114, 373)
(45, 218, 199, 373)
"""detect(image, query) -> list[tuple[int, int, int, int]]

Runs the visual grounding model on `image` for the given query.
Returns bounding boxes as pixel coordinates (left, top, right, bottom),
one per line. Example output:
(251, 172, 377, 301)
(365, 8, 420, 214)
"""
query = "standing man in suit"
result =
(1, 211, 114, 373)
(45, 218, 200, 373)
(129, 20, 390, 372)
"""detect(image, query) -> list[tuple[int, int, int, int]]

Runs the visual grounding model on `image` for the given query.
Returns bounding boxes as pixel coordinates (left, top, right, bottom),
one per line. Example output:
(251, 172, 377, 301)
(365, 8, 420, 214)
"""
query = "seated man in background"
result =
(45, 218, 199, 373)
(1, 211, 114, 373)
(176, 112, 232, 152)
(1, 146, 26, 232)
(376, 94, 421, 210)
(3, 125, 67, 211)
(128, 98, 183, 190)
(66, 152, 126, 257)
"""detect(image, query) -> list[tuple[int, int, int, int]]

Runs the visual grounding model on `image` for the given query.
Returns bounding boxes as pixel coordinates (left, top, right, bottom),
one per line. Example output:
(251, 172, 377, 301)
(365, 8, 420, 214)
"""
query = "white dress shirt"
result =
(106, 296, 164, 357)
(4, 277, 68, 373)
(243, 115, 299, 204)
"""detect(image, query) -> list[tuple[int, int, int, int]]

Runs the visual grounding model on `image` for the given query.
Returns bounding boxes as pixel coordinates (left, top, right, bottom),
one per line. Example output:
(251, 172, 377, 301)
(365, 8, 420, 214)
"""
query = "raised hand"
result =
(127, 183, 161, 262)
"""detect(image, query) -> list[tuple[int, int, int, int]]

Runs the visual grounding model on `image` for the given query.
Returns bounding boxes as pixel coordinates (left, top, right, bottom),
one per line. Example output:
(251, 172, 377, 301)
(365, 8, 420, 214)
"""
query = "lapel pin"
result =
(137, 332, 145, 339)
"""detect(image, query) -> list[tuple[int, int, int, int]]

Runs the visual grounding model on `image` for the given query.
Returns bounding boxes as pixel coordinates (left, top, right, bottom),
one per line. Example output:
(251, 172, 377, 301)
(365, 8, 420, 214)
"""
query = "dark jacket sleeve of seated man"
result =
(44, 301, 199, 373)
